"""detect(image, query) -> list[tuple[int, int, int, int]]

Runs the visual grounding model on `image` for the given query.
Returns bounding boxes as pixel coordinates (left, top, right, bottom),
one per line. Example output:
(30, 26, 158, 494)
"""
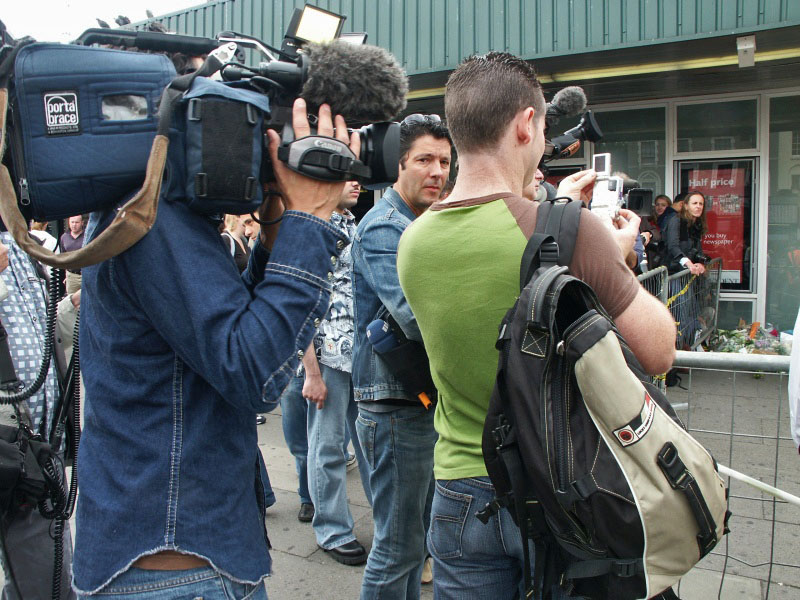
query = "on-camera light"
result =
(290, 5, 345, 44)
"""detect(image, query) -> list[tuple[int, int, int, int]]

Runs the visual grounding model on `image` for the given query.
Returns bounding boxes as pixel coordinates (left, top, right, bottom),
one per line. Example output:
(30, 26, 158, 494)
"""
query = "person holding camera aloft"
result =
(71, 99, 360, 600)
(396, 52, 676, 599)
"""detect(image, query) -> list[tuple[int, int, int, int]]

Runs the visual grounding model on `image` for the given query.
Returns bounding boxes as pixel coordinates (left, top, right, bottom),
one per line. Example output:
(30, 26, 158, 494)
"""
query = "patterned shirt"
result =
(0, 233, 58, 433)
(314, 210, 356, 373)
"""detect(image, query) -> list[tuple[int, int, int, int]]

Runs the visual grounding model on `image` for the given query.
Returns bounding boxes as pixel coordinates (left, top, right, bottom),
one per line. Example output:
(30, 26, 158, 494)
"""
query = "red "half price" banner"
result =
(686, 167, 746, 284)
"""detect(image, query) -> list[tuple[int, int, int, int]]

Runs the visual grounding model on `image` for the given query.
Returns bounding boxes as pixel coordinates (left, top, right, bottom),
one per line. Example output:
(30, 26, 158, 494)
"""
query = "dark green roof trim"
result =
(134, 0, 800, 78)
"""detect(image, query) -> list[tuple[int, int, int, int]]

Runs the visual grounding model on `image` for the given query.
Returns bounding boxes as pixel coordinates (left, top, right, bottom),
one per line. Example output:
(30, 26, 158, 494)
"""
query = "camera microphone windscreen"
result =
(545, 86, 587, 128)
(302, 41, 409, 124)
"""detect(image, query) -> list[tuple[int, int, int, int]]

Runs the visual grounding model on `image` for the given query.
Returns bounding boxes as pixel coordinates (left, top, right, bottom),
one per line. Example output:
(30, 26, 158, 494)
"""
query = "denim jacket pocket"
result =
(428, 481, 472, 559)
(355, 413, 376, 469)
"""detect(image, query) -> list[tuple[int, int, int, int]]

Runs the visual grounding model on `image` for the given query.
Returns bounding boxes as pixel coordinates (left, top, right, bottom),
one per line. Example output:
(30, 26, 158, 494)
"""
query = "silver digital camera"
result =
(590, 153, 653, 227)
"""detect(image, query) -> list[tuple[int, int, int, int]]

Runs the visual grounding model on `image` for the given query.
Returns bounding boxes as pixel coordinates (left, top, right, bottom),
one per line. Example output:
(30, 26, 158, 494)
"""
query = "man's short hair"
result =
(399, 115, 452, 168)
(444, 52, 545, 154)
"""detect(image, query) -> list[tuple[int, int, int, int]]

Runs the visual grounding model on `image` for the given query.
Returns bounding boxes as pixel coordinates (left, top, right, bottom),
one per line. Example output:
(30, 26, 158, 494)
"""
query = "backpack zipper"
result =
(551, 355, 568, 492)
(19, 178, 30, 206)
(8, 99, 32, 207)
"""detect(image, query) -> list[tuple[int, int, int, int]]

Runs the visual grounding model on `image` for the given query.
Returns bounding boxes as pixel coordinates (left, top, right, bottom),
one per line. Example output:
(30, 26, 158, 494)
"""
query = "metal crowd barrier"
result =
(666, 258, 723, 350)
(636, 265, 668, 304)
(669, 351, 797, 600)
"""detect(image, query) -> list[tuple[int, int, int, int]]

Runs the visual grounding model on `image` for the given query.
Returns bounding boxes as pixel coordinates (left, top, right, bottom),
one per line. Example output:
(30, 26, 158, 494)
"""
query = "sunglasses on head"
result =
(401, 113, 442, 126)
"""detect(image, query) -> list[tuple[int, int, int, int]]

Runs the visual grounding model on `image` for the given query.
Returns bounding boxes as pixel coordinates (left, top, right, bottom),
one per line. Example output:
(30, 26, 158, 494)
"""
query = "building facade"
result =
(141, 0, 800, 332)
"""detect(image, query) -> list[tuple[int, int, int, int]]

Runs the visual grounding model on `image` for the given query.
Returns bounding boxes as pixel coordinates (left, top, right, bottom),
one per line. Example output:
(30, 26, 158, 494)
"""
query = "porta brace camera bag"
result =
(3, 42, 176, 221)
(480, 199, 729, 600)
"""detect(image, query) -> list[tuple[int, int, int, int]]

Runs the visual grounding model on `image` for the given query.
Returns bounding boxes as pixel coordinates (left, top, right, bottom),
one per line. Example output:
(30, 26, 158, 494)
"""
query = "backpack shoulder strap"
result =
(221, 231, 236, 256)
(519, 199, 582, 290)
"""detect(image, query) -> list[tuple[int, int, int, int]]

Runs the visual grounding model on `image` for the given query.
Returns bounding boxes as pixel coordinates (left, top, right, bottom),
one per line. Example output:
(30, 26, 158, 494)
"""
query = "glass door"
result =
(675, 159, 756, 292)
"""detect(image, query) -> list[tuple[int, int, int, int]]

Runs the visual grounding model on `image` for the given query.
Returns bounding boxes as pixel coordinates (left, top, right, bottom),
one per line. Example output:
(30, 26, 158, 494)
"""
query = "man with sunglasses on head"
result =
(351, 114, 451, 599)
(396, 53, 676, 598)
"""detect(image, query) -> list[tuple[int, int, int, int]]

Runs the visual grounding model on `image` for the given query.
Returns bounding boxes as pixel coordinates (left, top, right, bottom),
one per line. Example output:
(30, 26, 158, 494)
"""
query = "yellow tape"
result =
(665, 274, 697, 308)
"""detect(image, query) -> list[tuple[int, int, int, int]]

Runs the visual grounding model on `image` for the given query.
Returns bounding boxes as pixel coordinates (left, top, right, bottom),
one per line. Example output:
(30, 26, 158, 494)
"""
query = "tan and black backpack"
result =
(480, 198, 730, 600)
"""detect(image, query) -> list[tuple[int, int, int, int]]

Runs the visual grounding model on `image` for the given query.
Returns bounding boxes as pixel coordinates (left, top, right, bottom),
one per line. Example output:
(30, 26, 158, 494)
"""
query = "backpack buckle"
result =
(539, 240, 559, 265)
(476, 497, 507, 524)
(492, 416, 511, 447)
(612, 560, 640, 578)
(657, 442, 689, 489)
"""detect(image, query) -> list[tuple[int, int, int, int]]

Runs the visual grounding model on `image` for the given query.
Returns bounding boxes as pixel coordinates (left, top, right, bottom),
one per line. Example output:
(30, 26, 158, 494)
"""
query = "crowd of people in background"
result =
(640, 190, 709, 276)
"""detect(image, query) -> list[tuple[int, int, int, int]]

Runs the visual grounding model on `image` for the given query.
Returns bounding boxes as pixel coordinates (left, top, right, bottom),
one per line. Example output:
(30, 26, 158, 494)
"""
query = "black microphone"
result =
(75, 28, 221, 56)
(545, 86, 587, 129)
(301, 41, 409, 124)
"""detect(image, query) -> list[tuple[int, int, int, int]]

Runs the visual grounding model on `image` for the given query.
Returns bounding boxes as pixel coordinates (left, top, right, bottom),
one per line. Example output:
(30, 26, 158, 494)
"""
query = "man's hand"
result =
(611, 208, 641, 263)
(0, 244, 8, 274)
(266, 99, 361, 221)
(641, 231, 652, 246)
(302, 373, 327, 410)
(556, 169, 597, 205)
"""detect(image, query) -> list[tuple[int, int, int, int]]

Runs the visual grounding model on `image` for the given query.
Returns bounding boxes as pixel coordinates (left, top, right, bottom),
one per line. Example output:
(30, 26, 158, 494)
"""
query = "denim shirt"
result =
(351, 188, 422, 402)
(73, 198, 346, 593)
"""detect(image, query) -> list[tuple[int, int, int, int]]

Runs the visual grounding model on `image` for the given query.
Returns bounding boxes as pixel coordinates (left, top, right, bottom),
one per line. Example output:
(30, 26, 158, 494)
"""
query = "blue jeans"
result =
(82, 567, 267, 599)
(428, 477, 570, 600)
(356, 404, 436, 600)
(280, 374, 311, 505)
(307, 363, 372, 548)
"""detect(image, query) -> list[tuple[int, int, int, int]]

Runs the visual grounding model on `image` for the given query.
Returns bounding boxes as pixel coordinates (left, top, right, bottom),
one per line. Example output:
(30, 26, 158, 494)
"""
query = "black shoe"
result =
(256, 415, 266, 425)
(322, 540, 367, 566)
(298, 503, 314, 523)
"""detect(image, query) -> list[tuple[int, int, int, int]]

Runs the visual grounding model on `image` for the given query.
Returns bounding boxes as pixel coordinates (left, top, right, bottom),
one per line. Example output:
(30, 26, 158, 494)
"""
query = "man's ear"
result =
(514, 107, 536, 146)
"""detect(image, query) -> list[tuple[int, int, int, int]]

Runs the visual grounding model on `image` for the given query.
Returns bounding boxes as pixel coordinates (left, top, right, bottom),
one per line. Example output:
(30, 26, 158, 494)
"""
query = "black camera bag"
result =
(165, 77, 270, 216)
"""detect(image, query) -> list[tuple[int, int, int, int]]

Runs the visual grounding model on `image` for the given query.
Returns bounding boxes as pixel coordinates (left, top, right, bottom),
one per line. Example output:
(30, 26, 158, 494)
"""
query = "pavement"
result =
(255, 404, 434, 599)
(3, 368, 799, 599)
(250, 368, 800, 600)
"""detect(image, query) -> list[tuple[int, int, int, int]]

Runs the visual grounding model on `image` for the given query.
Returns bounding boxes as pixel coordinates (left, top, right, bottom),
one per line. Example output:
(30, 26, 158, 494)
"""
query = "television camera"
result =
(0, 4, 408, 273)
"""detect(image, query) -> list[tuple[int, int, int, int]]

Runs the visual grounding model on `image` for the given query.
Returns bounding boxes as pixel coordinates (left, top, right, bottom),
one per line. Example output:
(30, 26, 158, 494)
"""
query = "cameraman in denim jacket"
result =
(72, 100, 359, 600)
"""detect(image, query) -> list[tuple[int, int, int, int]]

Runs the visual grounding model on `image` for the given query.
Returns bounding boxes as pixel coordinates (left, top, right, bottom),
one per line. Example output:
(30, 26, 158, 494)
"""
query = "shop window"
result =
(767, 95, 800, 332)
(717, 300, 754, 330)
(677, 100, 757, 153)
(593, 107, 666, 193)
(638, 140, 657, 165)
(711, 136, 734, 151)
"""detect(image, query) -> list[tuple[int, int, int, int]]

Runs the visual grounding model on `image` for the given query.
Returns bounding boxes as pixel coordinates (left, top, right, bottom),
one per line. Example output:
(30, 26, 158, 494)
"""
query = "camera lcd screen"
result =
(593, 154, 607, 174)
